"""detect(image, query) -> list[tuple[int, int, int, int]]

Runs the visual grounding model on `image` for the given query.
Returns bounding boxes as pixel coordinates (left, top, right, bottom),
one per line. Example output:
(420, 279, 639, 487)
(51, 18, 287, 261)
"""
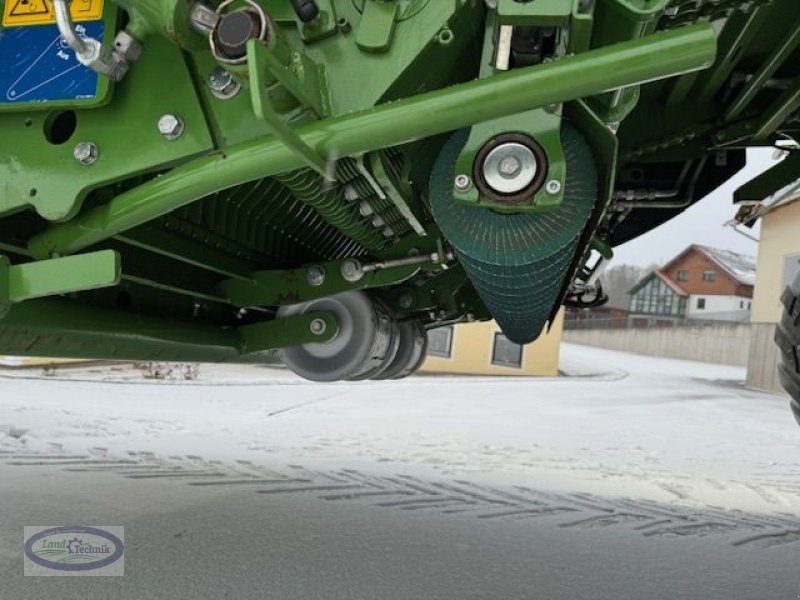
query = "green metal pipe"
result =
(29, 24, 716, 259)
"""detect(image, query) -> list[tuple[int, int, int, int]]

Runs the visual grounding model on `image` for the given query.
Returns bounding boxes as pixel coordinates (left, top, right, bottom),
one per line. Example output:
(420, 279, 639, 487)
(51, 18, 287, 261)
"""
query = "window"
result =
(702, 270, 716, 282)
(677, 270, 688, 281)
(491, 333, 523, 368)
(740, 300, 744, 309)
(783, 253, 800, 288)
(697, 298, 706, 310)
(427, 326, 453, 358)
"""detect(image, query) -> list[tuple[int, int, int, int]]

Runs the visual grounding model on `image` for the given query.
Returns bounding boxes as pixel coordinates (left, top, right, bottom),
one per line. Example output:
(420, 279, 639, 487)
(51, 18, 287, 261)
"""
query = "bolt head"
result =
(309, 318, 327, 336)
(207, 67, 241, 100)
(158, 114, 184, 140)
(545, 179, 562, 195)
(497, 155, 522, 178)
(454, 174, 472, 192)
(73, 142, 99, 166)
(340, 259, 364, 282)
(306, 265, 326, 287)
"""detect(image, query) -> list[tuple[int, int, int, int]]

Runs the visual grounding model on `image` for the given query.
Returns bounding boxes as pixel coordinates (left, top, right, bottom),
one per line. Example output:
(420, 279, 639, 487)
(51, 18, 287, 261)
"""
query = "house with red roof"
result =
(627, 245, 756, 326)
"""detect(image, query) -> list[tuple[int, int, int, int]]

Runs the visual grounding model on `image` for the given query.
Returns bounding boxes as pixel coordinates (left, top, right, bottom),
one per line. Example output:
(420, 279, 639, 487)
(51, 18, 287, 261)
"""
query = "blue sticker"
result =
(0, 20, 104, 104)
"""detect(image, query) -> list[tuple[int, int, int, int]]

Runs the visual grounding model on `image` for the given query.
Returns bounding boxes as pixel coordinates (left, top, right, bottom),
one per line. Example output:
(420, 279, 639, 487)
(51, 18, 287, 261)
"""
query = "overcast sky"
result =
(611, 148, 779, 268)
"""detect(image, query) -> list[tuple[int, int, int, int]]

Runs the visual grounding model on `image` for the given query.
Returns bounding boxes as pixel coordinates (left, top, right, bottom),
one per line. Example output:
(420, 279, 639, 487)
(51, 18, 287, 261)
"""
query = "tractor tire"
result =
(776, 271, 800, 425)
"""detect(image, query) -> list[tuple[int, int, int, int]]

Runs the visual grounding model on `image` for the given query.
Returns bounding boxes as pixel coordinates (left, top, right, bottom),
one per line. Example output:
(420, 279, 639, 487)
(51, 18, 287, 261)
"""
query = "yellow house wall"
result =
(751, 200, 800, 324)
(420, 308, 564, 377)
(746, 199, 800, 393)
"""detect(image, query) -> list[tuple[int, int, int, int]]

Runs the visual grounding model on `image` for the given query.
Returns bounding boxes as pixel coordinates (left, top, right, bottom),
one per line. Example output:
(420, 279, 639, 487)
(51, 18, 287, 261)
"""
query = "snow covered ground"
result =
(1, 344, 799, 599)
(0, 344, 797, 514)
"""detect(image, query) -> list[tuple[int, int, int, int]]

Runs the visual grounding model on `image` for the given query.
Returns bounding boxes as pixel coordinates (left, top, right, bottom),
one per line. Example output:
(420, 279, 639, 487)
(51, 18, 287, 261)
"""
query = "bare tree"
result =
(600, 264, 647, 310)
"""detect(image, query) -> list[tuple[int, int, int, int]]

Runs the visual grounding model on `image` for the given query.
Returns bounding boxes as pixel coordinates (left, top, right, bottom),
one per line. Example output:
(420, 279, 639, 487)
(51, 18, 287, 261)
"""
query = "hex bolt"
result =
(208, 67, 241, 100)
(545, 179, 562, 195)
(306, 265, 326, 287)
(498, 155, 522, 178)
(309, 318, 327, 336)
(454, 174, 472, 192)
(73, 142, 99, 166)
(340, 258, 364, 283)
(157, 114, 185, 140)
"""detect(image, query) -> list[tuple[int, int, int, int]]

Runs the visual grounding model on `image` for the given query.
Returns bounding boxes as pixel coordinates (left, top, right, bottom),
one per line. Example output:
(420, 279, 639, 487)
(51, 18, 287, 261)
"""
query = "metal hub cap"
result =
(482, 142, 538, 195)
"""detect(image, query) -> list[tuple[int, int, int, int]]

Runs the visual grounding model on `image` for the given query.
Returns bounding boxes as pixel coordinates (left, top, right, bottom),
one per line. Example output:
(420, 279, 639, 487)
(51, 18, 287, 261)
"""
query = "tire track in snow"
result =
(1, 449, 798, 549)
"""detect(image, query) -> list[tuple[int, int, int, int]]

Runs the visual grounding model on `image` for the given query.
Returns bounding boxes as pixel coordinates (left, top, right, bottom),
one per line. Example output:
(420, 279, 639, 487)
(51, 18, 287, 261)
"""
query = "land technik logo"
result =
(24, 526, 124, 576)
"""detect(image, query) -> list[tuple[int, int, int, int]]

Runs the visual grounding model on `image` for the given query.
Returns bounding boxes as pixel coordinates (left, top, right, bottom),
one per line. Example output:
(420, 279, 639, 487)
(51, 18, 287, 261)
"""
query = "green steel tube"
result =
(29, 24, 716, 259)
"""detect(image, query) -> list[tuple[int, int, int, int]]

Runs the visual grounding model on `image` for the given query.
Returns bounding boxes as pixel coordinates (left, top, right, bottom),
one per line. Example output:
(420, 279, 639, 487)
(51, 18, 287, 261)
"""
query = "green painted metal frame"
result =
(0, 36, 215, 221)
(217, 256, 438, 308)
(27, 23, 717, 259)
(0, 250, 121, 318)
(247, 39, 329, 178)
(0, 2, 118, 112)
(0, 296, 336, 361)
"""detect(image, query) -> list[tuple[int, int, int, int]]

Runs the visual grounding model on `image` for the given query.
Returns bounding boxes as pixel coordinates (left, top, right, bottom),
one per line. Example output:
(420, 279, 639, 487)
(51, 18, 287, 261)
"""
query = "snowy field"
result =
(1, 344, 799, 598)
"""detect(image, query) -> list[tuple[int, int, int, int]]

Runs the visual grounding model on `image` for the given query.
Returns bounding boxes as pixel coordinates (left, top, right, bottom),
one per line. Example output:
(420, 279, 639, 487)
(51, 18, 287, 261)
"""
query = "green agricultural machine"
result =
(0, 1, 798, 401)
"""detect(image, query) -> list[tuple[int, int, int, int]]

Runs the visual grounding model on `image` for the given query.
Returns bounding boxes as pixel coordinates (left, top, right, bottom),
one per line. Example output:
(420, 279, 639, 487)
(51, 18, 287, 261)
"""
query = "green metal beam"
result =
(6, 250, 121, 302)
(0, 298, 337, 362)
(692, 8, 768, 103)
(0, 250, 121, 317)
(724, 25, 800, 121)
(239, 311, 337, 353)
(217, 257, 429, 308)
(753, 78, 800, 141)
(734, 151, 800, 204)
(28, 24, 717, 259)
(0, 298, 244, 362)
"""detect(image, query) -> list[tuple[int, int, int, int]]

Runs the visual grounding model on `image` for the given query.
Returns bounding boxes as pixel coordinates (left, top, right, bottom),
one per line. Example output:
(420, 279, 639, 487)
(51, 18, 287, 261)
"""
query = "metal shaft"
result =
(29, 24, 716, 259)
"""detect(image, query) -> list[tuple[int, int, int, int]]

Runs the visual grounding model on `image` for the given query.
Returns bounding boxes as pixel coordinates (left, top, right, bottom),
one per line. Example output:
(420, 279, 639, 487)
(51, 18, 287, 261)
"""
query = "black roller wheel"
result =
(372, 320, 428, 380)
(277, 291, 396, 382)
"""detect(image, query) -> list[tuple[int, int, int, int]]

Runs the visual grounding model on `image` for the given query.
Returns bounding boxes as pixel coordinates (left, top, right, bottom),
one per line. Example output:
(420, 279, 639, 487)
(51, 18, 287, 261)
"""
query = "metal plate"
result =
(0, 36, 214, 221)
(0, 21, 103, 105)
(0, 0, 114, 110)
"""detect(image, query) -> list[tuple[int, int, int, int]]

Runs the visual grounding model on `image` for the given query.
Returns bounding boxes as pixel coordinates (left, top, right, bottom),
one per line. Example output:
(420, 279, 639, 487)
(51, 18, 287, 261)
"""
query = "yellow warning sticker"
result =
(3, 0, 104, 28)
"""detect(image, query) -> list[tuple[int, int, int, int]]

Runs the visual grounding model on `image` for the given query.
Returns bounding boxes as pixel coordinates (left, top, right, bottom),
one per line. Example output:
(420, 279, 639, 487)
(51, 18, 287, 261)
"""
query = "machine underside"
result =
(0, 0, 798, 381)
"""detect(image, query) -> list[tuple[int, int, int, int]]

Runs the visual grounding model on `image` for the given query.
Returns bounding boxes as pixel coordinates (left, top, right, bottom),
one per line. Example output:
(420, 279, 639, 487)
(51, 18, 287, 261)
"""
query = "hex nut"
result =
(73, 142, 99, 166)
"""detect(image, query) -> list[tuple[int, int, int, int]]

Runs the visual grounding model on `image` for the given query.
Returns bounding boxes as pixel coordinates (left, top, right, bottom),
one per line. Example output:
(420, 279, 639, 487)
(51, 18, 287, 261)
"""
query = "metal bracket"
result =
(239, 310, 337, 353)
(356, 0, 400, 53)
(246, 38, 331, 179)
(0, 250, 121, 320)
